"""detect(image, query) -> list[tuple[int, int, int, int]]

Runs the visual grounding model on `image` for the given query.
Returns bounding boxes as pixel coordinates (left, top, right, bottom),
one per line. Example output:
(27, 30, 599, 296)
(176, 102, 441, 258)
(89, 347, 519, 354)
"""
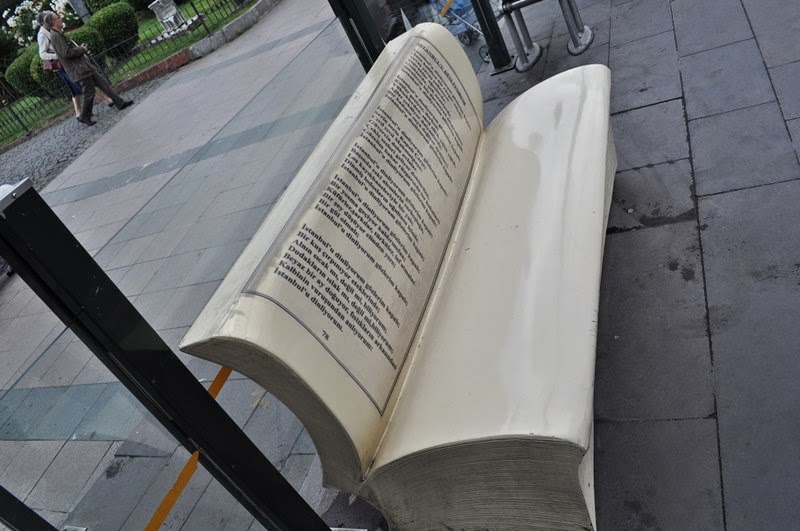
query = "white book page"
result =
(244, 25, 484, 413)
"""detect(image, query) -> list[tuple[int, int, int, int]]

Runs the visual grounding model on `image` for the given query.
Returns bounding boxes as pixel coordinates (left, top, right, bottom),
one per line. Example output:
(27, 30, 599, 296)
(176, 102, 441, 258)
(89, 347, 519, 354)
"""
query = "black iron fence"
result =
(1, 0, 248, 147)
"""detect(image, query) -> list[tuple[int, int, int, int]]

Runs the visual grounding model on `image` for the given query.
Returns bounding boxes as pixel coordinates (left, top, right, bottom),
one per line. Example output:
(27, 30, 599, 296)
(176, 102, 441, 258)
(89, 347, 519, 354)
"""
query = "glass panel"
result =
(364, 0, 501, 70)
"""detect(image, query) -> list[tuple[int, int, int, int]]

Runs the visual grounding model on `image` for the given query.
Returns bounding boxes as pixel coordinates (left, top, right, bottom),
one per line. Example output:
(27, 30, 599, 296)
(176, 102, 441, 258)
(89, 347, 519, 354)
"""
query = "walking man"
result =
(42, 11, 133, 126)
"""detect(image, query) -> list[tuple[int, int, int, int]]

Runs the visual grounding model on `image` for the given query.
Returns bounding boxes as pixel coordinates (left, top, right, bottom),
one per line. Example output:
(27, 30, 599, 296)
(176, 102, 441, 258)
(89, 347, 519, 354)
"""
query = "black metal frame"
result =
(0, 180, 330, 531)
(327, 0, 385, 70)
(0, 485, 58, 531)
(327, 0, 510, 71)
(471, 0, 511, 68)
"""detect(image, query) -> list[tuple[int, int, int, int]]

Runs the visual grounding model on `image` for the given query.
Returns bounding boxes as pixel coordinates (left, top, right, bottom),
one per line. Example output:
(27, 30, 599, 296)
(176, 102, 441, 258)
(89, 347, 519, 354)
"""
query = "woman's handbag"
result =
(42, 59, 62, 71)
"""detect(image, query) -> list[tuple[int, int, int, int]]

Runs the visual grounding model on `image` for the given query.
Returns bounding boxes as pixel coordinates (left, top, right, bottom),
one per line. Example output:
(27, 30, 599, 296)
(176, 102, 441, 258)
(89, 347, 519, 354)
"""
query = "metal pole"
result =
(565, 0, 584, 29)
(557, 0, 580, 45)
(471, 0, 512, 70)
(557, 0, 592, 54)
(328, 0, 384, 71)
(513, 9, 532, 48)
(0, 485, 58, 531)
(0, 180, 331, 531)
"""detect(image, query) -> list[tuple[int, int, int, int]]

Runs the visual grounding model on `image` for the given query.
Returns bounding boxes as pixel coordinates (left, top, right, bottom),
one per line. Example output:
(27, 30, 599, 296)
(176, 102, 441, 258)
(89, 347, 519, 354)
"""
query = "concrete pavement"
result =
(1, 0, 800, 528)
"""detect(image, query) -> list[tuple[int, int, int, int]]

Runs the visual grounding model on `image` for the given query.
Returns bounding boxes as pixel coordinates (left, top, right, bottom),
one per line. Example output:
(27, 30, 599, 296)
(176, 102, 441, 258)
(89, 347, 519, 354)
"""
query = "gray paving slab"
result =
(699, 180, 800, 413)
(671, 0, 752, 57)
(181, 479, 257, 530)
(742, 0, 800, 68)
(545, 42, 609, 79)
(214, 378, 268, 428)
(71, 354, 115, 386)
(0, 441, 25, 476)
(131, 288, 177, 324)
(150, 282, 220, 330)
(118, 447, 194, 530)
(141, 250, 205, 293)
(75, 220, 127, 255)
(0, 282, 36, 321)
(25, 440, 112, 512)
(789, 118, 800, 155)
(138, 226, 194, 263)
(172, 207, 266, 254)
(12, 329, 72, 388)
(609, 30, 681, 113)
(116, 415, 177, 458)
(552, 17, 610, 50)
(0, 311, 62, 367)
(609, 0, 672, 48)
(607, 159, 694, 233)
(182, 240, 250, 287)
(680, 39, 775, 120)
(38, 340, 94, 387)
(106, 265, 130, 286)
(596, 222, 714, 420)
(116, 259, 164, 298)
(298, 456, 339, 514)
(62, 453, 171, 530)
(0, 440, 63, 500)
(151, 460, 215, 531)
(718, 407, 800, 530)
(612, 99, 689, 171)
(595, 419, 724, 530)
(770, 60, 800, 120)
(244, 394, 303, 469)
(280, 453, 318, 492)
(105, 234, 158, 271)
(691, 102, 799, 195)
(553, 0, 609, 36)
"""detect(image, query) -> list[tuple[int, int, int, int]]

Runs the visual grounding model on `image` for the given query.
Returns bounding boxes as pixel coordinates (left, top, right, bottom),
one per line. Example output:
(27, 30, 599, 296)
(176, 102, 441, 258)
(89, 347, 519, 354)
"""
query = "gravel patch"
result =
(0, 75, 172, 191)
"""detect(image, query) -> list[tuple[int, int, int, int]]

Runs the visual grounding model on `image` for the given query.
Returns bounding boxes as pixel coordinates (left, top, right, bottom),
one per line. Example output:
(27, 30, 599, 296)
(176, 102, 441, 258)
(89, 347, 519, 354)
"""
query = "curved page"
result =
(243, 25, 483, 413)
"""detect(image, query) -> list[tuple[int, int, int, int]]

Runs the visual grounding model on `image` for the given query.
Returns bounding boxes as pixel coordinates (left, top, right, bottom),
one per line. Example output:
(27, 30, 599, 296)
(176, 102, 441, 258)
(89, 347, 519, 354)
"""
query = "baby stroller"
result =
(438, 0, 491, 62)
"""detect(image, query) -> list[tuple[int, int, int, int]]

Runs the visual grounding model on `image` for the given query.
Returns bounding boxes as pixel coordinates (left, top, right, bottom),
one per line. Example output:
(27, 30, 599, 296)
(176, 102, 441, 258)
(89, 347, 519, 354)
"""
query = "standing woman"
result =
(37, 11, 82, 117)
(42, 12, 132, 126)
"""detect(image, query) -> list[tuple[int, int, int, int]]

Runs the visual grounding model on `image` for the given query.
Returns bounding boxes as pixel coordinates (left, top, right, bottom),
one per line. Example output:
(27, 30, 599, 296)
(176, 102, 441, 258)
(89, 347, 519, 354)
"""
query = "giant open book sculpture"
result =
(181, 23, 615, 530)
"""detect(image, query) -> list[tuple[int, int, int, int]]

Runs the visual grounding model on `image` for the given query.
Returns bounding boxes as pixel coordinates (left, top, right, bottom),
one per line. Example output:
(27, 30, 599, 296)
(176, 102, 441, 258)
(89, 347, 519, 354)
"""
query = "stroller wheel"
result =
(458, 32, 472, 45)
(479, 45, 490, 63)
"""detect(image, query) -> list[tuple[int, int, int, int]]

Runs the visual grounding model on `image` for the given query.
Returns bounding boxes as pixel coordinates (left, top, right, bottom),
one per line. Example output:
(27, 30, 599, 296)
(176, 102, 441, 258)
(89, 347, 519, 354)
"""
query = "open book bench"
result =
(181, 23, 616, 530)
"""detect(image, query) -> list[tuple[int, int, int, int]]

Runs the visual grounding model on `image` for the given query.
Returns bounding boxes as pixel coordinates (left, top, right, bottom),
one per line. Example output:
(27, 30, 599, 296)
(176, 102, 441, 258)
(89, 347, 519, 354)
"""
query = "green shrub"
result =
(85, 0, 117, 14)
(66, 25, 104, 56)
(0, 28, 20, 72)
(86, 2, 138, 56)
(29, 53, 67, 97)
(4, 45, 38, 95)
